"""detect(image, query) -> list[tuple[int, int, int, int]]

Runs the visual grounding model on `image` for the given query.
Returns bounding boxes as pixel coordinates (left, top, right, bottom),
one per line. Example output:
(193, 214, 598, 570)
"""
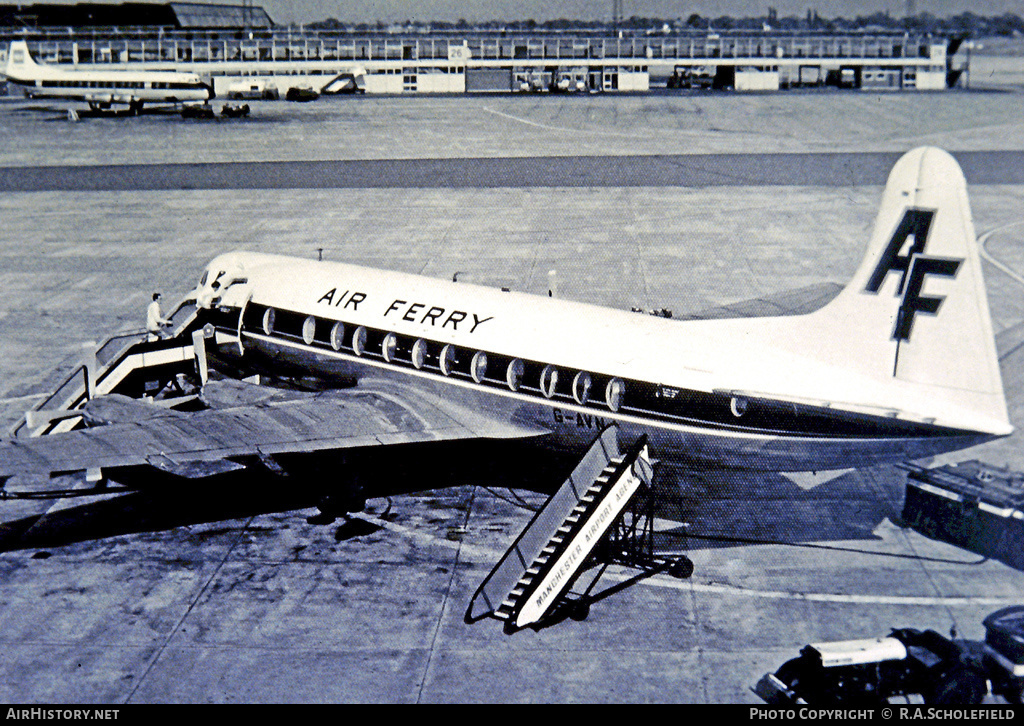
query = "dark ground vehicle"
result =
(181, 103, 215, 119)
(755, 607, 1024, 705)
(285, 86, 319, 102)
(220, 103, 250, 118)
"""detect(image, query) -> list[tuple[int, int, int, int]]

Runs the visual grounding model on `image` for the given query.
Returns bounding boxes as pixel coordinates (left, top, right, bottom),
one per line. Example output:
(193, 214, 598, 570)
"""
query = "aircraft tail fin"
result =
(4, 41, 38, 78)
(809, 146, 1010, 435)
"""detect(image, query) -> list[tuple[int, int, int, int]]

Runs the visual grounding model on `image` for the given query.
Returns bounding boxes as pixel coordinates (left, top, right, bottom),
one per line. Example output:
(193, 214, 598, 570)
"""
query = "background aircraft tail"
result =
(805, 146, 1010, 434)
(4, 40, 37, 77)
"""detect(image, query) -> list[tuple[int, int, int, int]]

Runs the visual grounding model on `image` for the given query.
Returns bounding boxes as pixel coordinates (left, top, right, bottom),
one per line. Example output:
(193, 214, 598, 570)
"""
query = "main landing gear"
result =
(307, 491, 367, 525)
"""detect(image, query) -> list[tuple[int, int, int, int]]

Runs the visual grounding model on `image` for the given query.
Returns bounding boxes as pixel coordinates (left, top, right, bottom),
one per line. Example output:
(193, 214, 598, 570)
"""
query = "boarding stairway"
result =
(466, 426, 692, 633)
(8, 298, 204, 438)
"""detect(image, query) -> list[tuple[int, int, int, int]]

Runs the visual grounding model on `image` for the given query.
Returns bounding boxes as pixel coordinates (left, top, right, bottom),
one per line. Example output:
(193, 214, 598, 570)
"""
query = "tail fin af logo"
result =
(865, 208, 962, 342)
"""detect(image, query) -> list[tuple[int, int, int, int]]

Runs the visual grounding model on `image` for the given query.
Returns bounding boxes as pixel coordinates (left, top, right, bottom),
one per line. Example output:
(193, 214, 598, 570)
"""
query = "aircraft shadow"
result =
(0, 473, 324, 553)
(648, 464, 908, 554)
(0, 438, 1003, 572)
(0, 438, 573, 553)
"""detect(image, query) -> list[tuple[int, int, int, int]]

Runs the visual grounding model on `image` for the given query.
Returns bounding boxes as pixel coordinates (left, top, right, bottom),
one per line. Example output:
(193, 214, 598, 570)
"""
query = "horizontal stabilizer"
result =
(679, 282, 843, 321)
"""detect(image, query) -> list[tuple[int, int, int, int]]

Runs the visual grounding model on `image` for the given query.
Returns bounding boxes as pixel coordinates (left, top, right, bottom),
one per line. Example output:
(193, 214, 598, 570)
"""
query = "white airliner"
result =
(0, 147, 1012, 495)
(2, 40, 212, 112)
(186, 146, 1010, 474)
(0, 145, 1010, 630)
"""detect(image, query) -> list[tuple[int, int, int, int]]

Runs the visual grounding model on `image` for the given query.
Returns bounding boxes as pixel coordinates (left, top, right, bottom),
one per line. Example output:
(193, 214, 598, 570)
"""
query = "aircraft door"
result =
(235, 292, 252, 355)
(196, 254, 252, 310)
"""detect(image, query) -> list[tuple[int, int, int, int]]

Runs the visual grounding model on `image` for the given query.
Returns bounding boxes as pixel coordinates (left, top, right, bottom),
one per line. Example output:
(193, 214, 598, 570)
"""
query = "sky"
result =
(254, 0, 1024, 25)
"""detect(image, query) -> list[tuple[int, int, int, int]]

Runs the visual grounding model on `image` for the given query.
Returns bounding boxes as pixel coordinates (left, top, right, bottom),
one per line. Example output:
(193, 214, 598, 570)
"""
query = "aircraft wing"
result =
(0, 379, 549, 492)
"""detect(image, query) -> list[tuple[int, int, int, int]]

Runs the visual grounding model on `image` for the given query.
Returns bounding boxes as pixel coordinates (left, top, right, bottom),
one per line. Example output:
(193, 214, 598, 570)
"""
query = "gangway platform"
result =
(9, 298, 204, 438)
(466, 426, 693, 633)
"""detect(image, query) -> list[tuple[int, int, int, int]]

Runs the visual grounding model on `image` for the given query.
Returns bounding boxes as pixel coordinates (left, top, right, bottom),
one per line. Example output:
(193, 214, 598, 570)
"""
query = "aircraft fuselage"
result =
(196, 251, 996, 473)
(3, 41, 212, 109)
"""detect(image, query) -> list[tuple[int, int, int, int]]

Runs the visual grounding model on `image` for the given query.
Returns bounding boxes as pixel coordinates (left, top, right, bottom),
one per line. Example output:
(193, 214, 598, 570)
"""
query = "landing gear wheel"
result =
(669, 557, 694, 579)
(306, 511, 337, 526)
(307, 493, 366, 525)
(569, 601, 590, 622)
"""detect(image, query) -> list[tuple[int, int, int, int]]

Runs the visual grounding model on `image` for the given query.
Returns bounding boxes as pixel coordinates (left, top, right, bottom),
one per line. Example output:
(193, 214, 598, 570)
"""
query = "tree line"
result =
(311, 12, 1024, 37)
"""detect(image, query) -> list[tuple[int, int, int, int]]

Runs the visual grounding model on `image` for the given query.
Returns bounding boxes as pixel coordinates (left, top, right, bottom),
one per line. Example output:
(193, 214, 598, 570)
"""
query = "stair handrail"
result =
(7, 295, 199, 438)
(464, 424, 620, 623)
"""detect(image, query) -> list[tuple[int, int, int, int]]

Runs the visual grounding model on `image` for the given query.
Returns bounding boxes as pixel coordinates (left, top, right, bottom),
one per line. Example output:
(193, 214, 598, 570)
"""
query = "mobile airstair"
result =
(8, 298, 205, 438)
(466, 426, 693, 633)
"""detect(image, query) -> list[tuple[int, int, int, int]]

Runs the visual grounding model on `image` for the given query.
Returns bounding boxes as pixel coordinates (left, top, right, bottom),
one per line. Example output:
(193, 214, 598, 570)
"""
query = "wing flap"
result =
(146, 454, 247, 479)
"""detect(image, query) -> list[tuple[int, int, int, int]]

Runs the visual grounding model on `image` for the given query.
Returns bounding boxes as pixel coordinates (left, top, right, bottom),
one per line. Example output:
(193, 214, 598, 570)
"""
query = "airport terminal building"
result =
(0, 2, 966, 96)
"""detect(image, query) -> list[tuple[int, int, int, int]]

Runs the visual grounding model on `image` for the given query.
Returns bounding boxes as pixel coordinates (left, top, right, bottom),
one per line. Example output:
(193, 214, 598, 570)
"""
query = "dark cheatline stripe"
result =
(0, 152, 1021, 192)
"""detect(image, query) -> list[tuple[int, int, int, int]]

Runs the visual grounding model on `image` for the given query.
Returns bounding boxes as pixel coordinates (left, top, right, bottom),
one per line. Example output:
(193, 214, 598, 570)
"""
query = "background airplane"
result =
(2, 40, 213, 113)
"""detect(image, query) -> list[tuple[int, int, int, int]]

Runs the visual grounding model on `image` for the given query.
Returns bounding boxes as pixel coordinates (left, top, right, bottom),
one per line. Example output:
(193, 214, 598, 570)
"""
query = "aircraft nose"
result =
(203, 82, 216, 100)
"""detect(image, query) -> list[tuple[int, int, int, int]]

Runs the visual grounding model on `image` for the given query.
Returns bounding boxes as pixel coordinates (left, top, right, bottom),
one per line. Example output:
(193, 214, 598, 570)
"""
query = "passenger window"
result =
(330, 321, 344, 351)
(440, 344, 455, 376)
(606, 378, 625, 412)
(353, 326, 367, 356)
(382, 332, 398, 362)
(471, 351, 487, 383)
(302, 316, 316, 345)
(540, 365, 558, 399)
(412, 339, 427, 369)
(506, 359, 524, 391)
(572, 371, 592, 405)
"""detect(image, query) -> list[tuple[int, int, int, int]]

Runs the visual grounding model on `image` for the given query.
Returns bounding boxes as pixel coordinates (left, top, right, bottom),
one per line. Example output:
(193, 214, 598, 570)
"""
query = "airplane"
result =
(0, 147, 1013, 627)
(184, 145, 1010, 472)
(1, 40, 213, 113)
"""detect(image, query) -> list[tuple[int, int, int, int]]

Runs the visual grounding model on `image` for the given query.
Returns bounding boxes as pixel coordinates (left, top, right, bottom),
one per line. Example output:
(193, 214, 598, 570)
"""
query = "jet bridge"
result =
(9, 298, 204, 438)
(466, 426, 693, 633)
